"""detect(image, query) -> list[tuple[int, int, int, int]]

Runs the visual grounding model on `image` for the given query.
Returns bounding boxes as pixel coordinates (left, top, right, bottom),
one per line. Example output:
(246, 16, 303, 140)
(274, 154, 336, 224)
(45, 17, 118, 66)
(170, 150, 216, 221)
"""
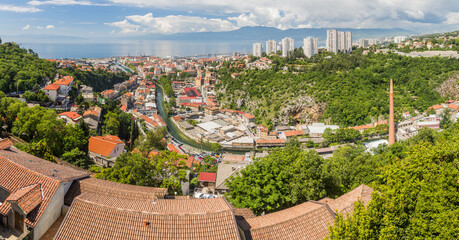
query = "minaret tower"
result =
(388, 79, 395, 145)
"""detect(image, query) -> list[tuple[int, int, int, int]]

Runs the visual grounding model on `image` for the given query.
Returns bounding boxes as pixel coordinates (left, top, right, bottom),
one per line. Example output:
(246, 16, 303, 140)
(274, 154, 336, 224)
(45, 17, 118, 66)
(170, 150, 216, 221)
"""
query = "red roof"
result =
(283, 130, 304, 137)
(198, 172, 217, 182)
(448, 104, 459, 110)
(120, 105, 127, 111)
(430, 104, 443, 110)
(88, 135, 124, 157)
(237, 110, 255, 119)
(54, 77, 73, 86)
(167, 143, 180, 153)
(59, 112, 82, 121)
(6, 183, 42, 214)
(44, 84, 60, 90)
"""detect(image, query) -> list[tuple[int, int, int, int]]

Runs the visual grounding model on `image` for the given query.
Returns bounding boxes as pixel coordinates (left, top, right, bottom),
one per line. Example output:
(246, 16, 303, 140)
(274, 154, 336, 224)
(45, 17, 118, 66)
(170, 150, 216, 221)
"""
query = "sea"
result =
(13, 40, 254, 59)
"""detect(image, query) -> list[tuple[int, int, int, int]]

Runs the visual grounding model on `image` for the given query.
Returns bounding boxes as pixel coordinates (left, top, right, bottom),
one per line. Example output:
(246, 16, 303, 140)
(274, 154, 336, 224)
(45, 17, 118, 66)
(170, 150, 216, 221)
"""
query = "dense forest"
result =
(216, 51, 459, 127)
(0, 42, 56, 93)
(226, 123, 459, 238)
(57, 67, 128, 92)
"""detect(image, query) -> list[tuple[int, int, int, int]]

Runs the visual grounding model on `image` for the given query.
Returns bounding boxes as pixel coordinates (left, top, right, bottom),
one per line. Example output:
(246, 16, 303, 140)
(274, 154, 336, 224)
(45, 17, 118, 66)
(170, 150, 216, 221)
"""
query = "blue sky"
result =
(1, 0, 459, 41)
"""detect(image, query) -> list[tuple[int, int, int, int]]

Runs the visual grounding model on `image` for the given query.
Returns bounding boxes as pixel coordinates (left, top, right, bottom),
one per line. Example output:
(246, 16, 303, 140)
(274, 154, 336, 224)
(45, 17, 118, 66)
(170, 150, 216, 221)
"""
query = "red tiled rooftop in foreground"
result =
(43, 84, 60, 90)
(55, 193, 241, 240)
(198, 172, 217, 182)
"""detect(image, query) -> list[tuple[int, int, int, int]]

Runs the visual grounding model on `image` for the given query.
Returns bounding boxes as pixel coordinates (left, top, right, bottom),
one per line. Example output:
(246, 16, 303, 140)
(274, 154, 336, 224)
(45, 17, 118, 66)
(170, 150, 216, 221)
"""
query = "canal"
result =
(155, 83, 246, 154)
(156, 83, 213, 152)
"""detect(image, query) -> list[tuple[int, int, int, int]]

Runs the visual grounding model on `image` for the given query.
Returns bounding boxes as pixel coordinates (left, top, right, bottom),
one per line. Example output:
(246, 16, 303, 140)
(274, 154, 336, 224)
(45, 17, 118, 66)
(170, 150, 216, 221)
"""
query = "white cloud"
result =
(108, 13, 236, 34)
(445, 12, 459, 24)
(46, 24, 55, 29)
(0, 4, 41, 13)
(28, 0, 109, 6)
(105, 19, 141, 33)
(37, 26, 44, 30)
(106, 0, 459, 32)
(404, 10, 424, 20)
(22, 24, 31, 30)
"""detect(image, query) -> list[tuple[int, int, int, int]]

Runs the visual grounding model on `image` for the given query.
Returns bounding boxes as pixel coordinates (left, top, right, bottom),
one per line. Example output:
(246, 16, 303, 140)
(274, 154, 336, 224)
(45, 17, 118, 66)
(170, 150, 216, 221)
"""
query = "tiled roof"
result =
(167, 143, 180, 153)
(6, 184, 42, 214)
(80, 177, 167, 200)
(245, 201, 335, 240)
(59, 112, 82, 121)
(54, 77, 73, 86)
(199, 172, 217, 182)
(0, 138, 14, 150)
(327, 184, 373, 216)
(55, 193, 241, 240)
(242, 184, 374, 240)
(88, 135, 124, 157)
(448, 104, 459, 110)
(283, 130, 304, 137)
(0, 147, 86, 227)
(43, 84, 60, 90)
(0, 147, 88, 182)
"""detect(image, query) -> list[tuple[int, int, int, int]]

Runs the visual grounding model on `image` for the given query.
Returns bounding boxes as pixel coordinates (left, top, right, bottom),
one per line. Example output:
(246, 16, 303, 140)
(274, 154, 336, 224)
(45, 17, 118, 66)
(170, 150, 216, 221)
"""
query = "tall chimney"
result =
(388, 79, 395, 146)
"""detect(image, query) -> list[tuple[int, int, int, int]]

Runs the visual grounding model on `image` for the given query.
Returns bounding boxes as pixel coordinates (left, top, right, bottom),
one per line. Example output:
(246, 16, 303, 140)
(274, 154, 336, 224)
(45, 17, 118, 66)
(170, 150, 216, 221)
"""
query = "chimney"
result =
(0, 138, 14, 150)
(388, 79, 395, 146)
(143, 220, 150, 227)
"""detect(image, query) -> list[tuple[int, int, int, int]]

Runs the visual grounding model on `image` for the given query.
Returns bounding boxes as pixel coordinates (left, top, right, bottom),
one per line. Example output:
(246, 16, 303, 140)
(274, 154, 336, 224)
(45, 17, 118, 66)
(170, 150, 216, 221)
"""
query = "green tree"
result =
(61, 148, 93, 168)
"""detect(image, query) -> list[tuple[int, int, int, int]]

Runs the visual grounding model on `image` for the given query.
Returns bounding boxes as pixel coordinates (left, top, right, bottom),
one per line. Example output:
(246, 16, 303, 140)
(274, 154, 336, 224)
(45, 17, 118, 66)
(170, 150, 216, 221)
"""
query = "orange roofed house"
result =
(0, 138, 88, 240)
(58, 112, 82, 125)
(88, 135, 125, 168)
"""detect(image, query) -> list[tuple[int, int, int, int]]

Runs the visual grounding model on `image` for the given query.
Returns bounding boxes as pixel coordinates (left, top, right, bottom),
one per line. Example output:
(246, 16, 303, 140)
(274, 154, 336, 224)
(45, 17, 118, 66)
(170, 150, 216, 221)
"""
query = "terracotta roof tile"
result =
(43, 84, 60, 91)
(0, 147, 86, 227)
(59, 112, 82, 121)
(199, 172, 217, 182)
(55, 194, 241, 240)
(6, 184, 42, 214)
(0, 138, 14, 150)
(88, 135, 124, 157)
(245, 201, 335, 240)
(327, 184, 373, 216)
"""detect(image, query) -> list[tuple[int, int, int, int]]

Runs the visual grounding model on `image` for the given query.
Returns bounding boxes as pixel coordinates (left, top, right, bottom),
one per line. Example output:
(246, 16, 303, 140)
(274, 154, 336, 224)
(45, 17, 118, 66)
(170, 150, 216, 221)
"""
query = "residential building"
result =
(0, 138, 88, 240)
(80, 85, 94, 102)
(215, 163, 248, 196)
(327, 29, 339, 54)
(359, 39, 369, 48)
(54, 76, 74, 95)
(281, 37, 294, 57)
(303, 37, 318, 58)
(43, 84, 60, 101)
(83, 107, 102, 130)
(266, 40, 277, 55)
(256, 124, 268, 139)
(58, 112, 82, 125)
(394, 36, 407, 43)
(88, 135, 125, 167)
(328, 29, 352, 53)
(252, 43, 263, 57)
(308, 123, 339, 138)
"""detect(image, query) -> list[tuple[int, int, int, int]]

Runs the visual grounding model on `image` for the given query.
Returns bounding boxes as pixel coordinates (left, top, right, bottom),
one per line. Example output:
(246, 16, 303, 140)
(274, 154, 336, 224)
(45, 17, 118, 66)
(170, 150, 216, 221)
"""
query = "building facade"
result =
(252, 43, 263, 57)
(266, 40, 277, 55)
(281, 37, 294, 57)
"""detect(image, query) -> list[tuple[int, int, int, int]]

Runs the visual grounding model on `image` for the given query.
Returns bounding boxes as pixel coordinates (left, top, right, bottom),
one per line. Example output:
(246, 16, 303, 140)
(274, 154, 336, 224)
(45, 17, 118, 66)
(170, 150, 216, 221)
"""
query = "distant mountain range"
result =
(125, 26, 417, 45)
(2, 26, 416, 46)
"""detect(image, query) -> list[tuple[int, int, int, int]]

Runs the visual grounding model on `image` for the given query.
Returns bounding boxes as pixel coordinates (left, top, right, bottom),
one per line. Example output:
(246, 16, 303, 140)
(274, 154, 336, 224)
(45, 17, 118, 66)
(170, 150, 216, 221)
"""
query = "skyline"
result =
(1, 0, 459, 42)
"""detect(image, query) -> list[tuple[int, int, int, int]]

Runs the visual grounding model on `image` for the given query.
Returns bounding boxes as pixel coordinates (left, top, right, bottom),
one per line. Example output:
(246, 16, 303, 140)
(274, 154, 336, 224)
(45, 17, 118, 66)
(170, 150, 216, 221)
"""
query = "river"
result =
(155, 83, 246, 154)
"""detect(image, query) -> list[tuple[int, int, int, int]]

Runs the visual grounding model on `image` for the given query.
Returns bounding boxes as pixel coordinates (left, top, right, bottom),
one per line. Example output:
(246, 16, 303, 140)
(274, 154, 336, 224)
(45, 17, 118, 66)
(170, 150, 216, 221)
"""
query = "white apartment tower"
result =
(281, 37, 294, 57)
(313, 38, 319, 54)
(345, 31, 352, 53)
(327, 29, 352, 54)
(252, 43, 263, 57)
(327, 29, 339, 54)
(303, 37, 318, 58)
(266, 40, 277, 55)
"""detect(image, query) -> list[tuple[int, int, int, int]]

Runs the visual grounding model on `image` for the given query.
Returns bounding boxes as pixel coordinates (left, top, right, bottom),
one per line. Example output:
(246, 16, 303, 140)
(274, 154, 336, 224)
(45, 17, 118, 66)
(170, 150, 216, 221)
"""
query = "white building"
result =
(327, 29, 339, 54)
(266, 40, 277, 55)
(359, 39, 369, 48)
(252, 43, 263, 57)
(303, 37, 318, 58)
(394, 36, 407, 44)
(327, 29, 352, 54)
(281, 37, 294, 57)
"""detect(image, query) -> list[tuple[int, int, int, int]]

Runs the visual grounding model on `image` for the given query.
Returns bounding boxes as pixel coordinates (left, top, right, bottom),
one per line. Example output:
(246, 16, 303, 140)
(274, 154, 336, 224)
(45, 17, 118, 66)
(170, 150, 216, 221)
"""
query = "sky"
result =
(0, 0, 459, 41)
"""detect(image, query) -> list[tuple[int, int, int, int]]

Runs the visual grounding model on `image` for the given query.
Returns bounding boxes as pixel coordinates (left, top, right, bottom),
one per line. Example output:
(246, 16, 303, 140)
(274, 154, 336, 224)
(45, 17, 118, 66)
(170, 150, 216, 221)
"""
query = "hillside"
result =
(0, 42, 56, 93)
(215, 50, 459, 127)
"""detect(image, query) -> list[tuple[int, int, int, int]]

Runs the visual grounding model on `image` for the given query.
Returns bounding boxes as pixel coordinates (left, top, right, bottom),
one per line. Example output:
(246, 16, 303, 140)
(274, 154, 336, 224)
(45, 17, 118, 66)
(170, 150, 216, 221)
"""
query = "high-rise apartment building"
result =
(327, 29, 339, 54)
(359, 39, 369, 48)
(303, 37, 319, 58)
(252, 43, 263, 57)
(313, 38, 319, 55)
(266, 40, 277, 55)
(327, 29, 352, 54)
(281, 37, 294, 57)
(345, 31, 352, 53)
